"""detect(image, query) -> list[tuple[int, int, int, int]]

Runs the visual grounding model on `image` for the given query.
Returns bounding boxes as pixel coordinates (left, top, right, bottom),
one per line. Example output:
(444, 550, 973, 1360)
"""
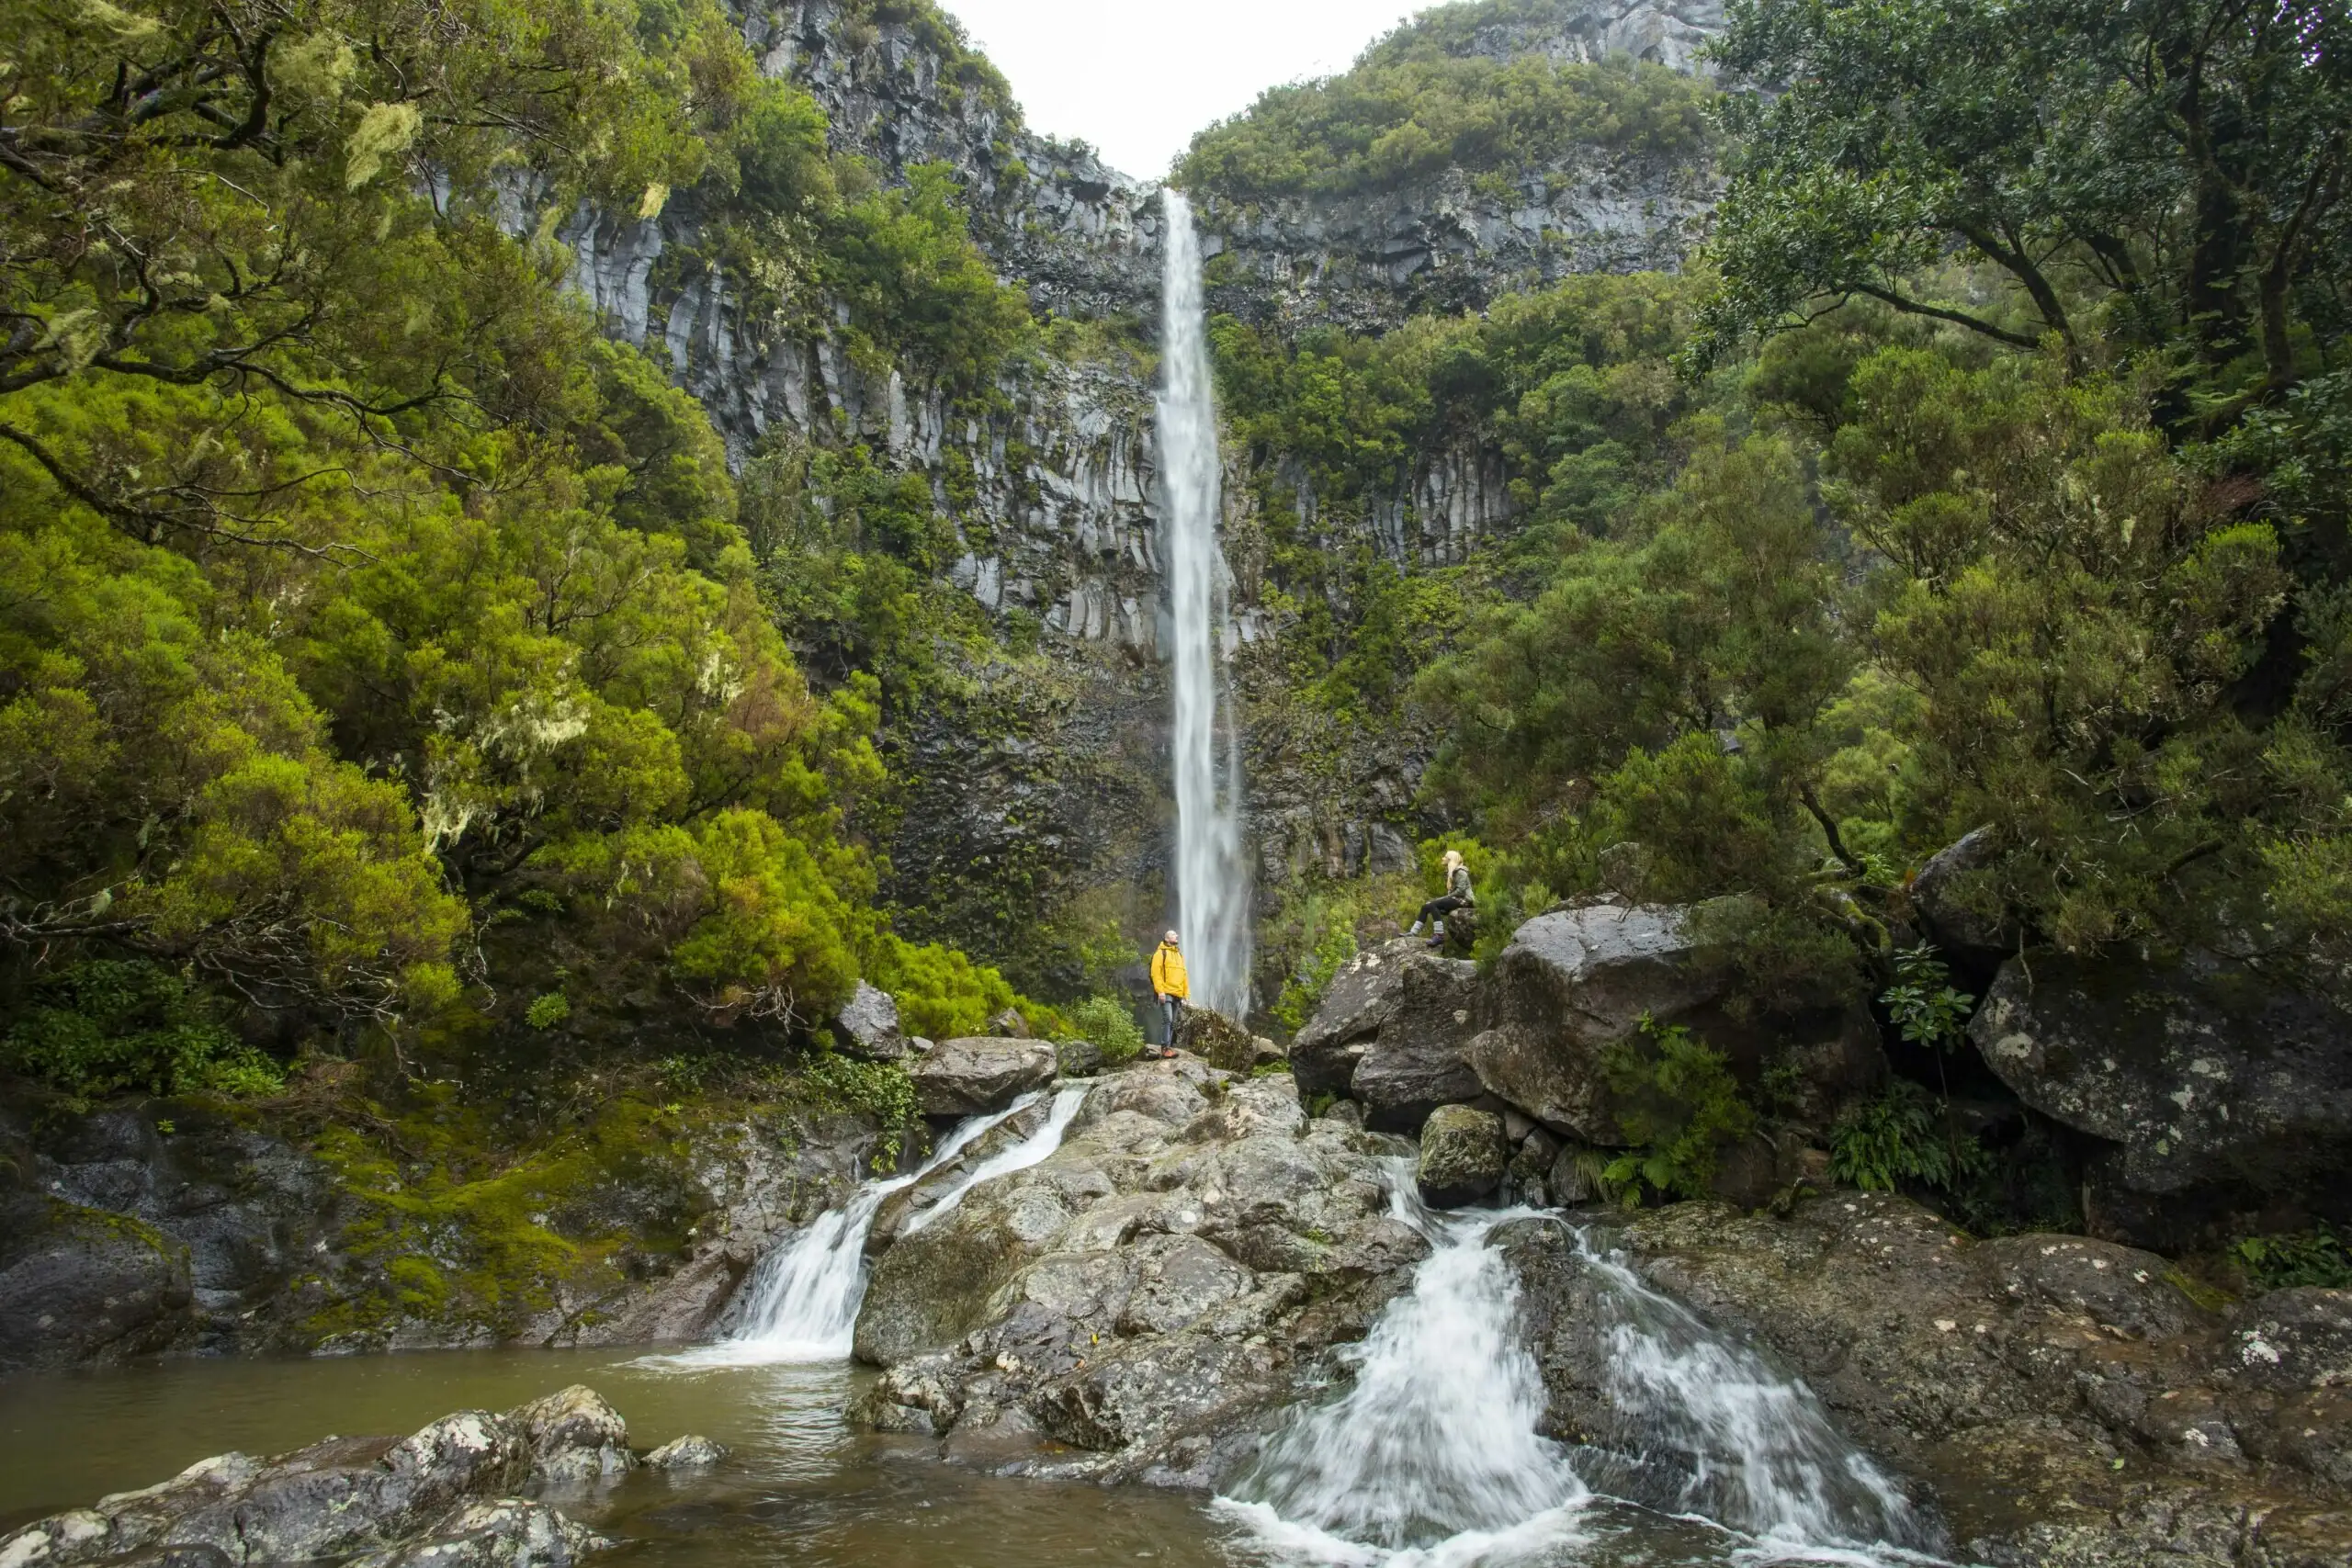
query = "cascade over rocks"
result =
(848, 1060, 1435, 1484)
(1503, 1192, 2352, 1567)
(1967, 951, 2352, 1236)
(0, 1388, 714, 1568)
(906, 1038, 1059, 1117)
(1290, 940, 1485, 1132)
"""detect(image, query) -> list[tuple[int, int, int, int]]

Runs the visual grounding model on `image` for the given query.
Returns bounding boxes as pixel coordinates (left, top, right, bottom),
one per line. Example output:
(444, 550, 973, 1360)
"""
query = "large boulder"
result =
(0, 1390, 643, 1568)
(1906, 828, 2020, 973)
(906, 1037, 1058, 1117)
(849, 1061, 1433, 1485)
(1470, 902, 1880, 1143)
(1467, 904, 1730, 1142)
(1416, 1105, 1508, 1208)
(1967, 951, 2352, 1203)
(1289, 940, 1483, 1131)
(833, 981, 910, 1063)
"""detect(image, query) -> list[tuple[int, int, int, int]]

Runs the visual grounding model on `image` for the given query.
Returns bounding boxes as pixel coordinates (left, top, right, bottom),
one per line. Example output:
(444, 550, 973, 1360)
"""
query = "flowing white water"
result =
(1218, 1170, 1943, 1568)
(1218, 1175, 1587, 1563)
(653, 1091, 1069, 1368)
(900, 1087, 1088, 1235)
(1159, 188, 1252, 1020)
(1576, 1242, 1930, 1559)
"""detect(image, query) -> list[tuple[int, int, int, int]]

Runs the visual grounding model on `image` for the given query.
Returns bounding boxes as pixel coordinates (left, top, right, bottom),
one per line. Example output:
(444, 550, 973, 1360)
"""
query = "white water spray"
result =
(901, 1087, 1086, 1235)
(1159, 188, 1252, 1020)
(1576, 1242, 1929, 1557)
(1218, 1171, 1941, 1567)
(1222, 1189, 1587, 1562)
(659, 1088, 1086, 1368)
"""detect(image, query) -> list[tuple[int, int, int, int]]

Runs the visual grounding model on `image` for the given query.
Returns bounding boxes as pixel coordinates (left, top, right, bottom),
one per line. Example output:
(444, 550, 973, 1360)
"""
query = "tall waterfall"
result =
(1159, 189, 1252, 1020)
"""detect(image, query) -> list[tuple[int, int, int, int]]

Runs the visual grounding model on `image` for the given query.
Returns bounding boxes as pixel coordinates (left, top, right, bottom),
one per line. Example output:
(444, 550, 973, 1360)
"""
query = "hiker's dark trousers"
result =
(1418, 895, 1468, 927)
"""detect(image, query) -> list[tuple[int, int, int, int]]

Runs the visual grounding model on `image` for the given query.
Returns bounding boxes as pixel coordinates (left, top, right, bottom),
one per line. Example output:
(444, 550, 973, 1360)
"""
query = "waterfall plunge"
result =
(1159, 189, 1252, 1020)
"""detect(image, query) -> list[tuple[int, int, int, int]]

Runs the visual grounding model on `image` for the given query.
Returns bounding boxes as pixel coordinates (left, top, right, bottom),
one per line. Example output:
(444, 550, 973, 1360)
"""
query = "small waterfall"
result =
(1221, 1191, 1587, 1561)
(1574, 1242, 1930, 1556)
(1218, 1168, 1940, 1566)
(1159, 188, 1252, 1020)
(659, 1093, 1056, 1368)
(900, 1087, 1087, 1236)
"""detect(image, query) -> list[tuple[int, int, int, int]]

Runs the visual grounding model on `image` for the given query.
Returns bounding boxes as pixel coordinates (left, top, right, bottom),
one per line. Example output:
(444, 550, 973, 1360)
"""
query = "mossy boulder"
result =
(1416, 1105, 1508, 1208)
(1177, 1010, 1280, 1073)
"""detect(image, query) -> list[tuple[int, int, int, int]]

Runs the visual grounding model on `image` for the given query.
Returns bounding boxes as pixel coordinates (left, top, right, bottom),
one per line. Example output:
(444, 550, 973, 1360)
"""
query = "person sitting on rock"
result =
(1408, 851, 1475, 948)
(1149, 929, 1188, 1053)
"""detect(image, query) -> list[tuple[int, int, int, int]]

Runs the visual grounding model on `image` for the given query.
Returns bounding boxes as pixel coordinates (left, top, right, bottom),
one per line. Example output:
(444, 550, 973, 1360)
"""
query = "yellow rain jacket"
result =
(1150, 941, 1190, 1000)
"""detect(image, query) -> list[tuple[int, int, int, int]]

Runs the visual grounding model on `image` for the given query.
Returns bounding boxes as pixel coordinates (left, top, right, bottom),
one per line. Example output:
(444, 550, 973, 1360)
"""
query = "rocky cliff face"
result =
(552, 0, 1729, 994)
(0, 1098, 896, 1370)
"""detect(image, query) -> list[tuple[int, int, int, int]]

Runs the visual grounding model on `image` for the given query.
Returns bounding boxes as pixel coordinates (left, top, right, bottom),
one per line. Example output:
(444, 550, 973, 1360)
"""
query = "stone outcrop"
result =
(907, 1037, 1059, 1116)
(832, 981, 910, 1062)
(1502, 1192, 2352, 1566)
(1967, 951, 2352, 1225)
(0, 1387, 711, 1568)
(0, 1098, 899, 1369)
(1415, 1106, 1510, 1208)
(1290, 940, 1484, 1132)
(1906, 828, 2019, 972)
(1468, 902, 1881, 1143)
(849, 1059, 1433, 1483)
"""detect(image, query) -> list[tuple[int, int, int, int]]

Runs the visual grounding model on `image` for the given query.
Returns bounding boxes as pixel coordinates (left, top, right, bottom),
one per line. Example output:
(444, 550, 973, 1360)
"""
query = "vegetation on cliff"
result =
(0, 0, 1084, 1143)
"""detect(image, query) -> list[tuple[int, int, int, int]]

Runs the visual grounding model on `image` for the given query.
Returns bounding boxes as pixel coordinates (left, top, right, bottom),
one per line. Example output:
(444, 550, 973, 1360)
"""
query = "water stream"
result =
(662, 1090, 1072, 1368)
(1159, 188, 1252, 1020)
(1217, 1166, 1945, 1568)
(3, 1109, 1957, 1568)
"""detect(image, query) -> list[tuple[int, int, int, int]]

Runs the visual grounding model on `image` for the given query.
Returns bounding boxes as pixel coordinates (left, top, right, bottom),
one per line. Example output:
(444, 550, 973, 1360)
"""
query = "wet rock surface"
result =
(0, 1100, 895, 1368)
(849, 1059, 1432, 1483)
(831, 982, 910, 1063)
(1968, 950, 2352, 1213)
(1415, 1106, 1509, 1208)
(907, 1039, 1060, 1117)
(1511, 1190, 2352, 1566)
(1289, 941, 1484, 1131)
(0, 1387, 707, 1568)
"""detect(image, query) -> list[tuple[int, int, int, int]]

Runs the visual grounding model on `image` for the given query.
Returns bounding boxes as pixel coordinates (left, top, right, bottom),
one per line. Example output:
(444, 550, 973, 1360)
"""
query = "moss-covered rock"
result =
(1416, 1104, 1508, 1208)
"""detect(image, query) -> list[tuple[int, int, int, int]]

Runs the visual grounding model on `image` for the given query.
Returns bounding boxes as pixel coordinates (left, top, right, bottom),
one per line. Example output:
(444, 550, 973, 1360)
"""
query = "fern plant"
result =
(1596, 1016, 1758, 1205)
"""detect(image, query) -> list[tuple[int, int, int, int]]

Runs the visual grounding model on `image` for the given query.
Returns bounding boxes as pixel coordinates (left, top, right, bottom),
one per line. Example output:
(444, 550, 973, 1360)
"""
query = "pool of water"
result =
(0, 1346, 1935, 1568)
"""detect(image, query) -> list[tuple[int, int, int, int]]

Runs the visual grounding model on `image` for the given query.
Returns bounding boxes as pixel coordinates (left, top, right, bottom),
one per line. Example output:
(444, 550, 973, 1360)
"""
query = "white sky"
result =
(940, 0, 1423, 180)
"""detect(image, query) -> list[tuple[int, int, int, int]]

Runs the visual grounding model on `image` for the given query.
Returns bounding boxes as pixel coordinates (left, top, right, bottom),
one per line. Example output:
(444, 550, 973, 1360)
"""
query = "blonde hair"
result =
(1442, 850, 1465, 871)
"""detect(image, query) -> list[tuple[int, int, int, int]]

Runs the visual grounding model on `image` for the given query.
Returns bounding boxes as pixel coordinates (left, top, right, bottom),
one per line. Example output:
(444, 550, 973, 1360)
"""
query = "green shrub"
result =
(2234, 1225, 2352, 1291)
(1882, 945, 1974, 1050)
(798, 1053, 920, 1171)
(1596, 1016, 1756, 1204)
(1829, 1079, 1988, 1193)
(524, 993, 571, 1031)
(1, 960, 283, 1110)
(1066, 996, 1144, 1064)
(869, 934, 1017, 1041)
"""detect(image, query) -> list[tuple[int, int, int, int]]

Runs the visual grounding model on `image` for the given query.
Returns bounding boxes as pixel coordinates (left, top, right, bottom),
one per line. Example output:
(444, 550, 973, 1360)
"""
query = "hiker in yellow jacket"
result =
(1149, 930, 1188, 1051)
